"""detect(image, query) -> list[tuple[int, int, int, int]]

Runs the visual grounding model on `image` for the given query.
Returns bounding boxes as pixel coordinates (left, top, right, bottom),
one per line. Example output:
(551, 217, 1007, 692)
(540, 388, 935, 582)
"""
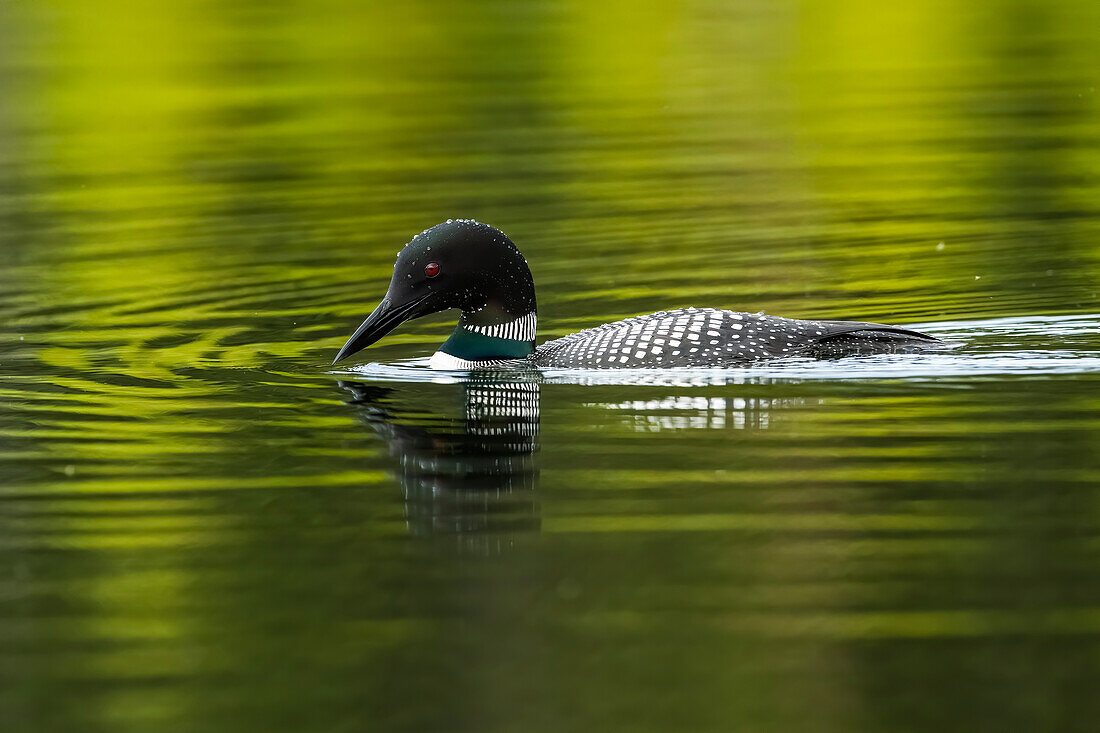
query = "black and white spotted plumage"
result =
(531, 307, 940, 368)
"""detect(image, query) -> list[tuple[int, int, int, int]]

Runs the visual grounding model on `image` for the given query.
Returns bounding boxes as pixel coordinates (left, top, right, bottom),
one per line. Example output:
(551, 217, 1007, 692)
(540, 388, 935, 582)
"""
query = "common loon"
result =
(332, 219, 943, 369)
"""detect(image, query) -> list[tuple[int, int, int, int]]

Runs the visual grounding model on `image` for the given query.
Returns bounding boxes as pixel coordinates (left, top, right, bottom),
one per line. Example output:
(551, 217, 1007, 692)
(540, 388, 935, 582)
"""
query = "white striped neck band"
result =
(459, 311, 537, 342)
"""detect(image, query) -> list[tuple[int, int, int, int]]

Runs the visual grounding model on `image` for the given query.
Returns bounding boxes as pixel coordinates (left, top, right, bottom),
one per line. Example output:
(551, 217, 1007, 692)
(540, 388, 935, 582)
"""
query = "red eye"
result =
(424, 262, 440, 278)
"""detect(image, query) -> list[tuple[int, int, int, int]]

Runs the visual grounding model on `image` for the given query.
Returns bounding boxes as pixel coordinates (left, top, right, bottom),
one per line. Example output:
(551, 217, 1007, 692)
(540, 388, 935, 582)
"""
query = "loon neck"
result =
(437, 310, 537, 361)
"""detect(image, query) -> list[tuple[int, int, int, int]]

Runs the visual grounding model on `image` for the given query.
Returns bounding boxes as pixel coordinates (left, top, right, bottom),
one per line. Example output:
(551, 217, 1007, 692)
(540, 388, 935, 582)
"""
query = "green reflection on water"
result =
(2, 0, 1100, 731)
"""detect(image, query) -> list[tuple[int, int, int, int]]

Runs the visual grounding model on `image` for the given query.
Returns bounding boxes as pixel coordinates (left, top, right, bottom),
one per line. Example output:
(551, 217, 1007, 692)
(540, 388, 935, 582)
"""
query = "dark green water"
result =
(3, 1, 1100, 731)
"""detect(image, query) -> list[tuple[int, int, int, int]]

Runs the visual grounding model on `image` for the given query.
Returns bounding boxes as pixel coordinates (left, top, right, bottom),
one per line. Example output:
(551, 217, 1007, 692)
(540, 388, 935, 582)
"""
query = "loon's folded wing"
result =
(804, 320, 942, 357)
(810, 320, 940, 342)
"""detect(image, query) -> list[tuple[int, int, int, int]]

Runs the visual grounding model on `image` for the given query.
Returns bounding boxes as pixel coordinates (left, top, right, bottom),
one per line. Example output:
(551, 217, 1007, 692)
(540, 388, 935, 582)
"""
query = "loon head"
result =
(333, 219, 537, 365)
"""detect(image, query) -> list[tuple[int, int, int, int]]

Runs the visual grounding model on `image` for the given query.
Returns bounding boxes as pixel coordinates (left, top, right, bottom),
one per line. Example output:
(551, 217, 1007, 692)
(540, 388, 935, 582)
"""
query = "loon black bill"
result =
(332, 295, 429, 365)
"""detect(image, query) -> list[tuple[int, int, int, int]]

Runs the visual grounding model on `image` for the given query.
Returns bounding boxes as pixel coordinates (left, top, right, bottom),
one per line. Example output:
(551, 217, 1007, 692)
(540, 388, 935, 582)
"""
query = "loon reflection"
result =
(340, 375, 541, 548)
(586, 392, 808, 431)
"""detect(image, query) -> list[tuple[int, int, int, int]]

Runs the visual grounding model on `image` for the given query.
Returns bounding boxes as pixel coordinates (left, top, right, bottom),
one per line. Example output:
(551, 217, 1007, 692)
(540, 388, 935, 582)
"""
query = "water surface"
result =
(2, 1, 1100, 731)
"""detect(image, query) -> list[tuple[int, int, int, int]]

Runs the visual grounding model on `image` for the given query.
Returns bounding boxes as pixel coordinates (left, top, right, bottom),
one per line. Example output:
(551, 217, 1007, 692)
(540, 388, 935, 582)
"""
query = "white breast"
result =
(428, 351, 481, 370)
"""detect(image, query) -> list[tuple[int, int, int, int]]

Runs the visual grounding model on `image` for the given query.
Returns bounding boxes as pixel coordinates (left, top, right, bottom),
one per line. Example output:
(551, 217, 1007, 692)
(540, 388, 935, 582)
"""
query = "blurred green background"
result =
(1, 1, 1100, 731)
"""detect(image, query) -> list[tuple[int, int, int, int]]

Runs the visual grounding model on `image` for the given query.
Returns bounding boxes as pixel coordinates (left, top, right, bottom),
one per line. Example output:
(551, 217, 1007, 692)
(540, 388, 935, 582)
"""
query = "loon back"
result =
(532, 308, 940, 369)
(332, 220, 943, 369)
